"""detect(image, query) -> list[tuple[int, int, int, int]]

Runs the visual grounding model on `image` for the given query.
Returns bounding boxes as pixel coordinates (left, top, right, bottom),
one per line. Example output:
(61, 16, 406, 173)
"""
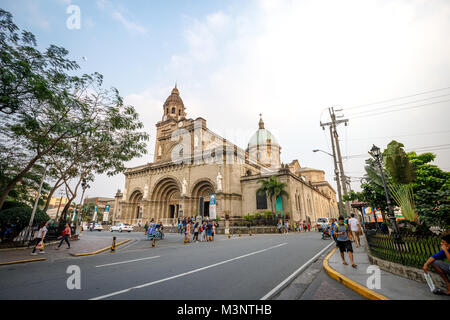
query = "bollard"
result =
(152, 237, 155, 248)
(249, 228, 252, 236)
(239, 229, 241, 237)
(184, 233, 188, 244)
(228, 230, 231, 239)
(111, 236, 116, 252)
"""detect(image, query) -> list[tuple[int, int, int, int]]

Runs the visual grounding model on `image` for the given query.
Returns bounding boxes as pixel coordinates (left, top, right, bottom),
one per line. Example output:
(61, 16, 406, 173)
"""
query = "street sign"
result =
(209, 194, 216, 220)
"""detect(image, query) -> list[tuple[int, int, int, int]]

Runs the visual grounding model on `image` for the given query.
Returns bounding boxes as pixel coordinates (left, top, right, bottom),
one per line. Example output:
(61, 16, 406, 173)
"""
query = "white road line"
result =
(95, 256, 160, 268)
(260, 241, 334, 300)
(90, 242, 287, 300)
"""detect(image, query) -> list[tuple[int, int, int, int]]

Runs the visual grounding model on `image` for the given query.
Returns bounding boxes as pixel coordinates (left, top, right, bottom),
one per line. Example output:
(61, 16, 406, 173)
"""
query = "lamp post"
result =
(369, 145, 401, 242)
(313, 149, 344, 216)
(75, 178, 89, 235)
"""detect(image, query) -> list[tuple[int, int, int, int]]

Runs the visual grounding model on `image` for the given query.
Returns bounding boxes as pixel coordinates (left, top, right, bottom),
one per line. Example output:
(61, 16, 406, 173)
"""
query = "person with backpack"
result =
(206, 220, 213, 241)
(31, 221, 48, 255)
(333, 216, 357, 268)
(56, 223, 71, 250)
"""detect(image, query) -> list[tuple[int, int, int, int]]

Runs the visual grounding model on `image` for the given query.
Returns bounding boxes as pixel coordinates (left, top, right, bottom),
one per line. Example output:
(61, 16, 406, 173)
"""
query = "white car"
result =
(110, 223, 133, 233)
(90, 223, 103, 231)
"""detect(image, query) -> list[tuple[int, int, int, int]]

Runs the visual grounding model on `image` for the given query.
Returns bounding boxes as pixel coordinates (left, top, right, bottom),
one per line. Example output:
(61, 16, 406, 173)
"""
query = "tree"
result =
(0, 10, 149, 210)
(383, 140, 417, 222)
(257, 176, 289, 219)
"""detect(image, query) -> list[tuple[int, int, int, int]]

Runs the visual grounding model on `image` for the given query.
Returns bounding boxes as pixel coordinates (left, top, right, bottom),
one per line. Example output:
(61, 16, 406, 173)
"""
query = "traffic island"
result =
(71, 239, 131, 256)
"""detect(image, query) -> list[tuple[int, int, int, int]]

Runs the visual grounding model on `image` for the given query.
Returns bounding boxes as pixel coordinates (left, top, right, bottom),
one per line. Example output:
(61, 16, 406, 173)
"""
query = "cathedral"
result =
(113, 86, 339, 225)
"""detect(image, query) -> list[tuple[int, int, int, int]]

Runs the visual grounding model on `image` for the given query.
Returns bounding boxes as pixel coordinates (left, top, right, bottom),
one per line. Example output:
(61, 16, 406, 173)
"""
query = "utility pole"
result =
(25, 165, 48, 244)
(328, 126, 344, 215)
(321, 107, 351, 216)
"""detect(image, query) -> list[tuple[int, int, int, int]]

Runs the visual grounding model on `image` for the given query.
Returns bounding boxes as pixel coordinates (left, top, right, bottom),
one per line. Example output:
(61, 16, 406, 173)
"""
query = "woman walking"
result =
(31, 221, 48, 255)
(56, 223, 71, 250)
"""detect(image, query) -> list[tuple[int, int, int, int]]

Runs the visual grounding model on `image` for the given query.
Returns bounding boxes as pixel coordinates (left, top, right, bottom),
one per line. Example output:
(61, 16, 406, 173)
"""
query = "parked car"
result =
(89, 223, 103, 231)
(110, 223, 133, 233)
(316, 217, 330, 231)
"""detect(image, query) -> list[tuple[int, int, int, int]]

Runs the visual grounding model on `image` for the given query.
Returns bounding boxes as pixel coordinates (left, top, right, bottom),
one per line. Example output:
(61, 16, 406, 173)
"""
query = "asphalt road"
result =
(0, 231, 341, 300)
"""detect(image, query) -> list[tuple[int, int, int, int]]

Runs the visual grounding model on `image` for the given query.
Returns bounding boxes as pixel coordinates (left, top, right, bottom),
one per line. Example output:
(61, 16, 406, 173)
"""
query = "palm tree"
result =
(257, 176, 289, 222)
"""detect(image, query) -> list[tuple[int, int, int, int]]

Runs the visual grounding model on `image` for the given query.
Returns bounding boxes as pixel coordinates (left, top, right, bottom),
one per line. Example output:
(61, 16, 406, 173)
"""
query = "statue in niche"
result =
(182, 177, 187, 195)
(144, 184, 148, 198)
(217, 172, 223, 192)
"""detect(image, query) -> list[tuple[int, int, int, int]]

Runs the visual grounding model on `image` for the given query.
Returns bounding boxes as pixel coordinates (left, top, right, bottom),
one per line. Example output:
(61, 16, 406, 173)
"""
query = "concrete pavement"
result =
(0, 231, 334, 299)
(326, 237, 450, 300)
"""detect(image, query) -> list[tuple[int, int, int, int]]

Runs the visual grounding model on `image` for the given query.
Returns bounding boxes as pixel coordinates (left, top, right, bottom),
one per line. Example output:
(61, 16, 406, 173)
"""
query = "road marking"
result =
(260, 241, 335, 300)
(95, 256, 160, 268)
(90, 242, 287, 300)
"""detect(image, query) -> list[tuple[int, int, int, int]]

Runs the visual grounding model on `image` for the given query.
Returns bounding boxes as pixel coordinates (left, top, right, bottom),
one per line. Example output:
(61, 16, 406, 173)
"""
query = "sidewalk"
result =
(0, 234, 119, 265)
(326, 236, 449, 300)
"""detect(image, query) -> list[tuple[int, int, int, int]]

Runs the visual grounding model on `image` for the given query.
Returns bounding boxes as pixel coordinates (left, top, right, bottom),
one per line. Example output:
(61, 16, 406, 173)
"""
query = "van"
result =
(316, 217, 329, 231)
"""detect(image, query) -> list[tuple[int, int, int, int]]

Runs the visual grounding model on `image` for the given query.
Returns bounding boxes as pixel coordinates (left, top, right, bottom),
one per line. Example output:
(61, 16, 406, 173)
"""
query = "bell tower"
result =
(154, 85, 187, 162)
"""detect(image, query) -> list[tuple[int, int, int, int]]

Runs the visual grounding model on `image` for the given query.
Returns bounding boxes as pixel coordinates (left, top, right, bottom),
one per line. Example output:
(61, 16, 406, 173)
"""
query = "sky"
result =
(1, 0, 449, 202)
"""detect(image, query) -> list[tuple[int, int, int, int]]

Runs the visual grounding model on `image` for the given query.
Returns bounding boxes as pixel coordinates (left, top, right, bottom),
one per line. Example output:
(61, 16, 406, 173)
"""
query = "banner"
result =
(209, 194, 216, 220)
(103, 204, 110, 222)
(93, 205, 98, 222)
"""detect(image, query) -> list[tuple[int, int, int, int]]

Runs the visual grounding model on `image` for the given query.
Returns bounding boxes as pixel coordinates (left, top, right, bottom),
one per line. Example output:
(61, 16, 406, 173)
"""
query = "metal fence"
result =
(365, 231, 443, 269)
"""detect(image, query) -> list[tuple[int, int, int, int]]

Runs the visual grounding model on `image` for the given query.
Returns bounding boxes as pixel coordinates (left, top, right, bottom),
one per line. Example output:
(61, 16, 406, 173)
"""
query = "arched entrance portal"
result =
(151, 177, 181, 224)
(191, 180, 215, 219)
(129, 190, 143, 224)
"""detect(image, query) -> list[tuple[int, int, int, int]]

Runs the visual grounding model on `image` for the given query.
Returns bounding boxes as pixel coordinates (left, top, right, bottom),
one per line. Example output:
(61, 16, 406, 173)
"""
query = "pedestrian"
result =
(31, 221, 48, 255)
(182, 218, 187, 234)
(56, 223, 71, 250)
(186, 221, 191, 243)
(330, 218, 338, 244)
(348, 213, 362, 248)
(144, 222, 148, 234)
(333, 216, 357, 268)
(277, 220, 282, 233)
(423, 233, 450, 295)
(212, 222, 216, 241)
(170, 222, 174, 233)
(193, 222, 199, 242)
(206, 220, 213, 241)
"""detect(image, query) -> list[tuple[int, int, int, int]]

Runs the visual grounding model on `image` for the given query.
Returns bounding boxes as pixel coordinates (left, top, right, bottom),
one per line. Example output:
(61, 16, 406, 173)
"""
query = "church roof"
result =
(163, 85, 185, 109)
(248, 115, 279, 148)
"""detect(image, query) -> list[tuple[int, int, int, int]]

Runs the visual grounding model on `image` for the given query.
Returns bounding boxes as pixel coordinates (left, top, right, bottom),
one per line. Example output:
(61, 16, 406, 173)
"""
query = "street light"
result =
(369, 144, 401, 242)
(75, 178, 90, 235)
(313, 149, 344, 216)
(313, 149, 333, 157)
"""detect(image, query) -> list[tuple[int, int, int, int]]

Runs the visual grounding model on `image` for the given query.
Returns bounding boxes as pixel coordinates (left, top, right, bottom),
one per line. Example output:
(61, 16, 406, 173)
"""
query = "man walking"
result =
(348, 213, 362, 248)
(333, 216, 357, 268)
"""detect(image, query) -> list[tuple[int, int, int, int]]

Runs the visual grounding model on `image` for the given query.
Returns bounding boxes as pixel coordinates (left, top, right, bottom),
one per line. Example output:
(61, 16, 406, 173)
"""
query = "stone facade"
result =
(114, 86, 339, 226)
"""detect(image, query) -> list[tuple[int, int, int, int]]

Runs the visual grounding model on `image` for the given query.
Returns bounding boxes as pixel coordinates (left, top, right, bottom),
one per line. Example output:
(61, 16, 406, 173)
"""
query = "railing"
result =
(365, 231, 444, 269)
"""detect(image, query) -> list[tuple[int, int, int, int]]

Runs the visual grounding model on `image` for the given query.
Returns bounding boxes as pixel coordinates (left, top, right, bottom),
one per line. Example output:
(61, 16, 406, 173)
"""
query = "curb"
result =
(261, 241, 335, 300)
(0, 257, 46, 266)
(323, 247, 390, 300)
(70, 239, 131, 257)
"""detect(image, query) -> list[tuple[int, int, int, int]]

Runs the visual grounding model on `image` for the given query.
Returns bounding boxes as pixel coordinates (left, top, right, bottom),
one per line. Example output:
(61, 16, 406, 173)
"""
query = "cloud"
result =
(111, 11, 147, 34)
(102, 0, 450, 198)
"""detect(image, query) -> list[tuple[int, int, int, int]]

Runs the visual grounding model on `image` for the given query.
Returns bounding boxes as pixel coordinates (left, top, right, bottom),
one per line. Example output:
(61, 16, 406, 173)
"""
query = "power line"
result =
(350, 98, 450, 119)
(346, 93, 450, 117)
(345, 85, 450, 111)
(346, 129, 450, 141)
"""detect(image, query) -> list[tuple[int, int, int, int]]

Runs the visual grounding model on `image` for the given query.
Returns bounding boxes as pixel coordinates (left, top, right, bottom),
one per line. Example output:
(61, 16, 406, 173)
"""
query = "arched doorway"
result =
(151, 177, 181, 223)
(191, 180, 215, 219)
(129, 190, 143, 224)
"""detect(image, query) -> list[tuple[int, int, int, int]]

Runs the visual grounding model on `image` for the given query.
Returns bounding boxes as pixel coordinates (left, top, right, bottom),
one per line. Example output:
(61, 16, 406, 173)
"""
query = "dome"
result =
(248, 115, 279, 148)
(248, 129, 279, 148)
(163, 85, 185, 110)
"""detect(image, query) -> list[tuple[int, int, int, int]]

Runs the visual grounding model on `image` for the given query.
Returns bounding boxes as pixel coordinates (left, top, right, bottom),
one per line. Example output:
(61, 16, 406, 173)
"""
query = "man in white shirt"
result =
(31, 221, 48, 255)
(348, 213, 362, 248)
